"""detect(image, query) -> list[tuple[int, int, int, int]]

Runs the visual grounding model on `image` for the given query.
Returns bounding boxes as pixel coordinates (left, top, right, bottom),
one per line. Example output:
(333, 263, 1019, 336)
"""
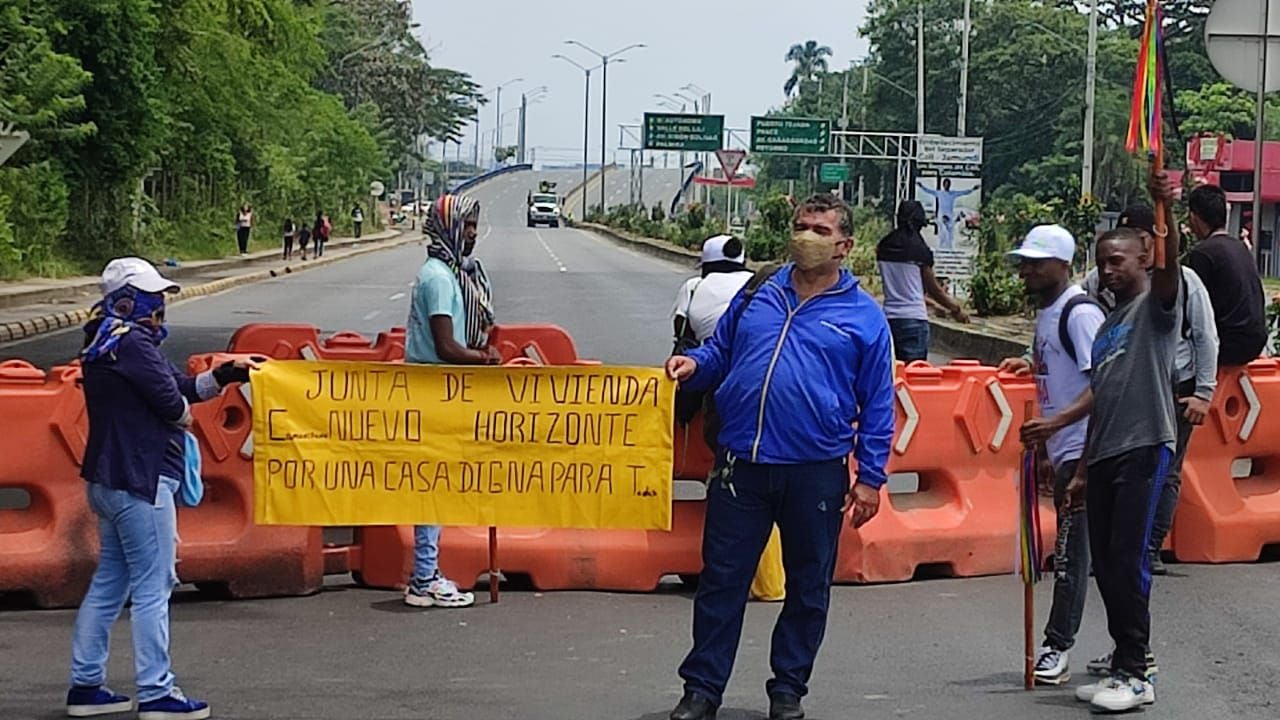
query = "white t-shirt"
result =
(671, 271, 754, 343)
(1033, 284, 1105, 467)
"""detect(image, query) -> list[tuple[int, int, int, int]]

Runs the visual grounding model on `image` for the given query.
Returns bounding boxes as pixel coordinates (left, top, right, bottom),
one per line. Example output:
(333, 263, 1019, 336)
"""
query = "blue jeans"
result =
(413, 525, 442, 580)
(1044, 461, 1090, 651)
(71, 476, 180, 702)
(679, 458, 848, 706)
(888, 318, 930, 362)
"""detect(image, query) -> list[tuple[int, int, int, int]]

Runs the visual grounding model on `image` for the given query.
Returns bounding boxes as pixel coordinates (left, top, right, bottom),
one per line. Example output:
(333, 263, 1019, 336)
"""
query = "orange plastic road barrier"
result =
(1174, 360, 1280, 562)
(488, 324, 600, 366)
(350, 502, 705, 592)
(180, 352, 325, 597)
(0, 361, 95, 608)
(226, 323, 407, 362)
(833, 361, 1054, 583)
(672, 412, 716, 481)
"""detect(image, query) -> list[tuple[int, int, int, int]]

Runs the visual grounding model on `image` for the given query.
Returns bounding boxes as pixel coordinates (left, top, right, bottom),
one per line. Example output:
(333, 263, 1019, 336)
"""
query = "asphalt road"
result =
(3, 171, 1278, 719)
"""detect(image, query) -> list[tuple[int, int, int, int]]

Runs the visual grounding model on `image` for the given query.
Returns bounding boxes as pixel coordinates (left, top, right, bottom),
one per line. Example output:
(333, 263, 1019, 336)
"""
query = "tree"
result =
(1176, 82, 1280, 140)
(784, 40, 833, 98)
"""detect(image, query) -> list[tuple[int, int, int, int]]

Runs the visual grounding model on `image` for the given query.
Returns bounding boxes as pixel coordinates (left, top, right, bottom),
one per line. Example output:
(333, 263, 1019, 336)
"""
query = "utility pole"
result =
(917, 1, 926, 138)
(958, 0, 971, 136)
(1082, 0, 1099, 199)
(1252, 0, 1271, 270)
(860, 64, 869, 206)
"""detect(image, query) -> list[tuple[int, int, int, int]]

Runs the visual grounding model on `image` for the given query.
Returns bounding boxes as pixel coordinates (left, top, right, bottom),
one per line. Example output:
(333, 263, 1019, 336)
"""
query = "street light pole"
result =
(917, 0, 925, 138)
(553, 55, 601, 219)
(1082, 0, 1098, 199)
(958, 0, 971, 136)
(565, 40, 646, 215)
(493, 78, 523, 167)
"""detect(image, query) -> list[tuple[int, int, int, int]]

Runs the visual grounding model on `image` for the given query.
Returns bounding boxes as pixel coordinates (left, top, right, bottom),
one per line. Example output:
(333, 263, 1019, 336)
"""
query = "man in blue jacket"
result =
(665, 194, 897, 720)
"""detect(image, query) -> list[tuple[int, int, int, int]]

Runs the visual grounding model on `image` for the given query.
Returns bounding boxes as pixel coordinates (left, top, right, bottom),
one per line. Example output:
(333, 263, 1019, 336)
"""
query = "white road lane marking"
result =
(388, 292, 406, 301)
(533, 229, 568, 272)
(363, 309, 382, 321)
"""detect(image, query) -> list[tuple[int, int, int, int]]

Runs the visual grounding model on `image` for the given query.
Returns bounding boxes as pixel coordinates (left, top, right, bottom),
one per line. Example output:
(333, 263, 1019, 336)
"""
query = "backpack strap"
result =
(1058, 294, 1105, 364)
(728, 263, 783, 342)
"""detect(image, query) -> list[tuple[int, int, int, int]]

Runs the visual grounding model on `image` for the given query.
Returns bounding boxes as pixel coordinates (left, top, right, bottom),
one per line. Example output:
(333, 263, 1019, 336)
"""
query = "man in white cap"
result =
(998, 225, 1105, 687)
(68, 257, 257, 720)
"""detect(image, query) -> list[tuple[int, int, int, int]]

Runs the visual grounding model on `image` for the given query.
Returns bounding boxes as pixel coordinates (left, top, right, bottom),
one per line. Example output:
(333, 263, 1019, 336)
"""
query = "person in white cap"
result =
(997, 224, 1105, 687)
(671, 235, 753, 350)
(68, 257, 257, 720)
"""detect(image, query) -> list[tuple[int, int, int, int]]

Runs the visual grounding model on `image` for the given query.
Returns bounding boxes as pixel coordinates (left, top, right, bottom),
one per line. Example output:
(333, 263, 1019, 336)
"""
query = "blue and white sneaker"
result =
(66, 686, 132, 717)
(403, 572, 475, 608)
(1081, 673, 1155, 712)
(137, 688, 210, 720)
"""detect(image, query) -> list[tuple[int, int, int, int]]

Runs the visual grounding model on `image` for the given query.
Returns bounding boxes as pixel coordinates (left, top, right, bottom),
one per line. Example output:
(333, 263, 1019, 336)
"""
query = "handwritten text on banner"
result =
(250, 361, 674, 529)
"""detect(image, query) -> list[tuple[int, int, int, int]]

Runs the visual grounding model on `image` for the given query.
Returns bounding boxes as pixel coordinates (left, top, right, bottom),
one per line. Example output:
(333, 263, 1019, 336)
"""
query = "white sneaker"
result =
(403, 573, 475, 608)
(1033, 646, 1070, 685)
(1088, 674, 1155, 713)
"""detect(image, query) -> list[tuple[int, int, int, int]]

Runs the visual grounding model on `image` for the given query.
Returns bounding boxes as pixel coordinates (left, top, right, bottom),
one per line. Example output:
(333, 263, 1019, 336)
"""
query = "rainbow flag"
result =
(1126, 0, 1166, 154)
(1018, 451, 1042, 585)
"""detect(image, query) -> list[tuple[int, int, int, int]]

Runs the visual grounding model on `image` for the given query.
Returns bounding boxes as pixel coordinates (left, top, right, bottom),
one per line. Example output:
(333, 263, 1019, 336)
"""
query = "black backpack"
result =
(1058, 294, 1105, 364)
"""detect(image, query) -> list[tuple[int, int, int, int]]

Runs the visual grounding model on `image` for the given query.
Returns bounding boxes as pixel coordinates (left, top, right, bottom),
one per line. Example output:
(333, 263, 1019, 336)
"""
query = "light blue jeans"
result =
(71, 476, 180, 702)
(412, 524, 441, 581)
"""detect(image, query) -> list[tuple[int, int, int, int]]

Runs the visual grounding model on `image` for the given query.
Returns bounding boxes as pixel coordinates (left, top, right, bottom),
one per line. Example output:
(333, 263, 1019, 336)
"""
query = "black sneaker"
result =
(670, 691, 717, 720)
(1151, 553, 1168, 576)
(768, 692, 804, 720)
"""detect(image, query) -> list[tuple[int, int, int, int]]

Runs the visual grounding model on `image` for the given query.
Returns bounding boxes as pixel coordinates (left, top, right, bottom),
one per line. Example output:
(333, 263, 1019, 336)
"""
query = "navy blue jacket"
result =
(684, 265, 896, 488)
(81, 322, 204, 503)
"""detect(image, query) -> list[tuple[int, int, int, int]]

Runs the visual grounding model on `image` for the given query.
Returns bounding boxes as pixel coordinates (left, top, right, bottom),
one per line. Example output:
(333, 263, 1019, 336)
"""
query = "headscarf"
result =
(424, 193, 494, 348)
(877, 200, 931, 264)
(81, 286, 168, 362)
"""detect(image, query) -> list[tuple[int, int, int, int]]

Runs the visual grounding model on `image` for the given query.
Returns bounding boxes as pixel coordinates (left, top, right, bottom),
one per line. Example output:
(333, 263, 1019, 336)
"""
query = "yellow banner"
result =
(250, 360, 674, 529)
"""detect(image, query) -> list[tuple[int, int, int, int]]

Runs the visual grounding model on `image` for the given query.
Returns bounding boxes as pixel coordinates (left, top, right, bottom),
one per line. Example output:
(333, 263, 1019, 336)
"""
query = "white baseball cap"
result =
(99, 257, 180, 295)
(1007, 224, 1075, 263)
(700, 234, 745, 265)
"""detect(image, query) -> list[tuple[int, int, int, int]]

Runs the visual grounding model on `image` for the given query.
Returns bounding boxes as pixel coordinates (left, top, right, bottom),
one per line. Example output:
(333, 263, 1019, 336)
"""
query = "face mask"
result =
(790, 230, 837, 271)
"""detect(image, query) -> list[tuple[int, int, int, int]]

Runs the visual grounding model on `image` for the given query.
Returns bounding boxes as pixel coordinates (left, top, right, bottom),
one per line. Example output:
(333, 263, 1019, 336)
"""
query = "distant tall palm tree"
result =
(783, 40, 833, 98)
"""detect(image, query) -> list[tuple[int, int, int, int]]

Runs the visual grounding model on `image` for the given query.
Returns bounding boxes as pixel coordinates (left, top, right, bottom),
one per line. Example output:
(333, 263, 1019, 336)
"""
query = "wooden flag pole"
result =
(488, 526, 500, 604)
(1152, 152, 1168, 270)
(1022, 400, 1036, 691)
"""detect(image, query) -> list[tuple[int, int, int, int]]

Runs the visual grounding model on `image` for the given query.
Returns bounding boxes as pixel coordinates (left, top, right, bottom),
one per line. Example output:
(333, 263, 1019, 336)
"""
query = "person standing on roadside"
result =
(998, 225, 1105, 686)
(68, 257, 258, 720)
(877, 199, 969, 362)
(312, 211, 331, 259)
(1185, 184, 1266, 367)
(402, 193, 499, 609)
(235, 204, 253, 256)
(1082, 205, 1219, 584)
(282, 217, 296, 261)
(1069, 170, 1181, 713)
(665, 193, 896, 720)
(351, 205, 364, 239)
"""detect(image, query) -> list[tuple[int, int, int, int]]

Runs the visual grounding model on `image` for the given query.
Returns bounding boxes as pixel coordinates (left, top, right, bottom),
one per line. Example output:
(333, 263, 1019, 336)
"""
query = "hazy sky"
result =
(413, 0, 872, 166)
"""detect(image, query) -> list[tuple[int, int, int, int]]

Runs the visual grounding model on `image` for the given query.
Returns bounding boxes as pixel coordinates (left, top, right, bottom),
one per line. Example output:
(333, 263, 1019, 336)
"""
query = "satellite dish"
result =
(369, 180, 386, 197)
(1205, 0, 1280, 94)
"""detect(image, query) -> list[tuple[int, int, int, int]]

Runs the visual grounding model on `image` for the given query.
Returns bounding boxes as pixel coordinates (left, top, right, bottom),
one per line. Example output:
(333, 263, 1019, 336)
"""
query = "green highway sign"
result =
(819, 163, 849, 183)
(750, 116, 830, 155)
(643, 113, 724, 151)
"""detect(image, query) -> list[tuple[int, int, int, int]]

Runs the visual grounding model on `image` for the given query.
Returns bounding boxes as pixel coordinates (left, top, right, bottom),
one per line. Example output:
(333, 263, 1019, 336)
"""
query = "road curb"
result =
(577, 222, 700, 268)
(0, 233, 413, 345)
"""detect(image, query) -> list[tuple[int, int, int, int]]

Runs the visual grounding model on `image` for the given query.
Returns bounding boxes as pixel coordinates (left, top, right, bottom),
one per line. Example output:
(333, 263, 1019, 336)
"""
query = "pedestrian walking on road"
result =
(1082, 205, 1219, 581)
(403, 193, 498, 609)
(1185, 184, 1267, 367)
(351, 205, 364, 239)
(296, 225, 311, 261)
(1068, 170, 1181, 714)
(877, 199, 969, 362)
(670, 235, 785, 603)
(665, 193, 896, 720)
(282, 217, 296, 261)
(235, 204, 253, 255)
(69, 257, 259, 720)
(998, 225, 1105, 686)
(312, 212, 331, 258)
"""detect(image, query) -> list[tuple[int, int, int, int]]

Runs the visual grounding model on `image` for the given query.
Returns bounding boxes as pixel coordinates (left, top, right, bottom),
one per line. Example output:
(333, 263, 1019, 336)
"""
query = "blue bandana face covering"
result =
(82, 287, 168, 362)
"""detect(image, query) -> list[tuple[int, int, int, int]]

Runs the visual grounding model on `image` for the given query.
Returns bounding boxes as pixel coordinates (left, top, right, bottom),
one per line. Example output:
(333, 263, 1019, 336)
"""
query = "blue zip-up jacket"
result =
(684, 265, 896, 488)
